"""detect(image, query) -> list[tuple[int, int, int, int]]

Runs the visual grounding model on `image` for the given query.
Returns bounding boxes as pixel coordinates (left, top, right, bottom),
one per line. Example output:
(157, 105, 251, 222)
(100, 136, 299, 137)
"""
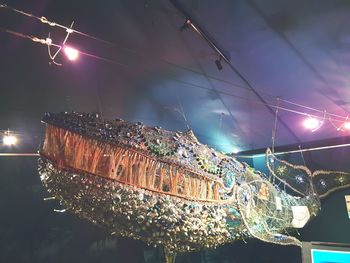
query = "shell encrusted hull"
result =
(38, 157, 242, 253)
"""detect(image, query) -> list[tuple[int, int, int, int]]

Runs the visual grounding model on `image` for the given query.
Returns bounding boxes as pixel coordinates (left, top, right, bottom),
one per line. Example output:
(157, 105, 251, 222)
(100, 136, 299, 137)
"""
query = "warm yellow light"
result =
(3, 134, 17, 146)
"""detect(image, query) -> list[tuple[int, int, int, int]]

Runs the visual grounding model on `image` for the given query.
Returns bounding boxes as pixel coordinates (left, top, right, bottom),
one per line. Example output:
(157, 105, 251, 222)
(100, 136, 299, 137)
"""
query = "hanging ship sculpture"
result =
(38, 112, 350, 260)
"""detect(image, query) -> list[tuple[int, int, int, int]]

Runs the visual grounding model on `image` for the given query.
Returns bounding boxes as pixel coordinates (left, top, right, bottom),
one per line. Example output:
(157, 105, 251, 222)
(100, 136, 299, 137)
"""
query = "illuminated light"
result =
(3, 134, 18, 146)
(343, 122, 350, 130)
(276, 165, 287, 175)
(232, 147, 240, 154)
(319, 179, 327, 188)
(303, 117, 323, 132)
(63, 46, 79, 61)
(295, 175, 304, 184)
(336, 175, 346, 185)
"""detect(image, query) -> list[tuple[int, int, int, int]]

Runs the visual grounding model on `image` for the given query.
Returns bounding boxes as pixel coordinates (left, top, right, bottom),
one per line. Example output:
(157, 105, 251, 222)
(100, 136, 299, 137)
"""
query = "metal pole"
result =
(0, 153, 39, 157)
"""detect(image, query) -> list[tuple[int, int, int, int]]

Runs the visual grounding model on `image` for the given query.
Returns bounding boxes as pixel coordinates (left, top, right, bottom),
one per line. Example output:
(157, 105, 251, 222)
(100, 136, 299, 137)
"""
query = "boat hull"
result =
(38, 157, 242, 253)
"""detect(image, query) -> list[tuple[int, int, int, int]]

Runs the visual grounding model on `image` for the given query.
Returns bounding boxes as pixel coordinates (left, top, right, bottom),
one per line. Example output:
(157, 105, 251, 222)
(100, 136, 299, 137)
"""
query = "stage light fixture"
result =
(180, 19, 191, 32)
(215, 57, 223, 70)
(63, 46, 79, 61)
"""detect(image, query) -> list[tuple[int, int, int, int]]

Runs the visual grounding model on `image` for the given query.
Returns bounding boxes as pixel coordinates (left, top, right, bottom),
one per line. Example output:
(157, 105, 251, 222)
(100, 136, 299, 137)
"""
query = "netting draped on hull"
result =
(42, 125, 223, 202)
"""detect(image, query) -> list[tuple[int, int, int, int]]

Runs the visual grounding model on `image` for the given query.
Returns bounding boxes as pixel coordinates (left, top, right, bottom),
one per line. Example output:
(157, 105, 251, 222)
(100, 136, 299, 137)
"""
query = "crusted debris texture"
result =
(38, 158, 243, 252)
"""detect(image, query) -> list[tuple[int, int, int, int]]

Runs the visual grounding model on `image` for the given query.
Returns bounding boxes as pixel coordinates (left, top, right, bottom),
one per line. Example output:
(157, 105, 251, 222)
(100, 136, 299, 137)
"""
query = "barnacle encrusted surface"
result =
(38, 158, 245, 253)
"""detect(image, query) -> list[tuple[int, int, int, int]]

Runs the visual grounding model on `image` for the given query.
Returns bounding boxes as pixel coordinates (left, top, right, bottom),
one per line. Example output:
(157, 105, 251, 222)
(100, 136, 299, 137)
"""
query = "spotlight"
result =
(63, 46, 79, 61)
(343, 122, 350, 130)
(215, 57, 223, 70)
(180, 19, 191, 32)
(303, 116, 323, 132)
(3, 132, 17, 146)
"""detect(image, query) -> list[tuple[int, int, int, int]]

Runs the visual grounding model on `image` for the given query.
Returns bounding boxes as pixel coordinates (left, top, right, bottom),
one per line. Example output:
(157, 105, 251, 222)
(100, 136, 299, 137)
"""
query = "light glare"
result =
(343, 122, 350, 130)
(232, 147, 240, 154)
(303, 117, 322, 131)
(3, 135, 17, 146)
(63, 46, 79, 61)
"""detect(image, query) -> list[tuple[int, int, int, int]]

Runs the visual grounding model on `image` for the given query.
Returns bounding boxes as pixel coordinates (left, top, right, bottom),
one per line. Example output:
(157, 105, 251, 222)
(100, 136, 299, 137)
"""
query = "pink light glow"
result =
(343, 122, 350, 130)
(303, 117, 322, 131)
(63, 46, 79, 61)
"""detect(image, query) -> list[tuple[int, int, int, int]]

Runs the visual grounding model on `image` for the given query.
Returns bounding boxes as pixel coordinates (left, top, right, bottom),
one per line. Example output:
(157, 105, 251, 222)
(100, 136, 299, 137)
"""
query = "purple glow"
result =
(63, 46, 79, 61)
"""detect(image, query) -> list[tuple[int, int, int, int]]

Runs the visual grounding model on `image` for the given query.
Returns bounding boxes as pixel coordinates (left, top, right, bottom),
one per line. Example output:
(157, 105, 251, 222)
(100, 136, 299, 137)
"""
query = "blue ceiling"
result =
(1, 0, 350, 152)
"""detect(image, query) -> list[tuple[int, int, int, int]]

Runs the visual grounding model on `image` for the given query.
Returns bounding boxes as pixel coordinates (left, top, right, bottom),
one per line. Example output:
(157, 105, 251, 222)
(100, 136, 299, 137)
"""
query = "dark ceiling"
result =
(1, 0, 350, 153)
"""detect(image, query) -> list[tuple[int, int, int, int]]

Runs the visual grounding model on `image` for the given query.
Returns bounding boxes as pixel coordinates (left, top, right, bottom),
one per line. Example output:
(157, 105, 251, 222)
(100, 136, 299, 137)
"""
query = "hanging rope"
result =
(279, 98, 349, 121)
(237, 143, 350, 158)
(0, 26, 59, 47)
(0, 26, 127, 67)
(176, 93, 190, 130)
(0, 3, 113, 45)
(271, 98, 280, 154)
(46, 21, 75, 66)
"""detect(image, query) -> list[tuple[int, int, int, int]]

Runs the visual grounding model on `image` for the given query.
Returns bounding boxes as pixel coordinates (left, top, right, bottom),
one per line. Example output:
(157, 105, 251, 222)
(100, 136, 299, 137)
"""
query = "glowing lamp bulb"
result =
(3, 134, 17, 146)
(303, 117, 322, 131)
(63, 46, 79, 61)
